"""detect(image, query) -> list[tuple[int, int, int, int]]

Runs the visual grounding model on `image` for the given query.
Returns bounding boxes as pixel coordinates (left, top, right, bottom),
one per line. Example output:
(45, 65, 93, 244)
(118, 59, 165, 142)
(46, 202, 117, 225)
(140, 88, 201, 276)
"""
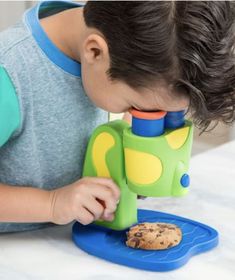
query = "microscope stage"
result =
(72, 209, 218, 271)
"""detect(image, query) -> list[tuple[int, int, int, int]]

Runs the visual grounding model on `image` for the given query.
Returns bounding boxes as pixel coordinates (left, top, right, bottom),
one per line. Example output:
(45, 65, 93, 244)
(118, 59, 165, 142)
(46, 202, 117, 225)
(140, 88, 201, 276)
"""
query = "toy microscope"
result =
(72, 109, 218, 272)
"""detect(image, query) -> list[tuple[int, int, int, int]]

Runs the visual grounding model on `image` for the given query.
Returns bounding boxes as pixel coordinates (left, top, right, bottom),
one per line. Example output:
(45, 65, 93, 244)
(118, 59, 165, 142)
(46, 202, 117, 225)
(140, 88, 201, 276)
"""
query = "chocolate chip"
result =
(167, 242, 173, 248)
(134, 232, 143, 237)
(159, 230, 164, 233)
(160, 242, 164, 245)
(130, 238, 140, 248)
(156, 234, 161, 238)
(149, 229, 154, 232)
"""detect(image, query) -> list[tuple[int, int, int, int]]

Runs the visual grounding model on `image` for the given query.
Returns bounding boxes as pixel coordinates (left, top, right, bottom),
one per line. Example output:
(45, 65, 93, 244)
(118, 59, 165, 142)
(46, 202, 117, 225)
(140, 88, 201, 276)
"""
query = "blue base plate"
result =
(72, 209, 218, 271)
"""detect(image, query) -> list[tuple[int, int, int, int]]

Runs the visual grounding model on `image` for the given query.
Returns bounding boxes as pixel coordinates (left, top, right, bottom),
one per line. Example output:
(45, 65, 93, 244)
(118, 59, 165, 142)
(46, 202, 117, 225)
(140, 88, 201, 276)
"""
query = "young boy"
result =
(0, 1, 234, 232)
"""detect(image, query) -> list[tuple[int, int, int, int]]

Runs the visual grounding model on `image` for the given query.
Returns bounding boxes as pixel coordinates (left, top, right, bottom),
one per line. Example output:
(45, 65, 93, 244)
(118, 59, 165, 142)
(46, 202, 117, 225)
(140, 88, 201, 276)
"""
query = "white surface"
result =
(0, 1, 25, 31)
(0, 141, 235, 280)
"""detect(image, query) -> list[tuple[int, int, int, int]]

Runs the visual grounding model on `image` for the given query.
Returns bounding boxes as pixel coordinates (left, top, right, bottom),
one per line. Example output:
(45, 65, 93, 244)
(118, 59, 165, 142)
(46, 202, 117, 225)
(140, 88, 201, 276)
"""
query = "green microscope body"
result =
(82, 109, 193, 230)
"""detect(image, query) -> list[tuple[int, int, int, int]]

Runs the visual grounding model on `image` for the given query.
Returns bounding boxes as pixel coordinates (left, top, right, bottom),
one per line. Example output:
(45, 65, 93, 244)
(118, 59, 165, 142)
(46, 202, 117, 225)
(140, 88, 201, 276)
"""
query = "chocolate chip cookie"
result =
(126, 222, 182, 250)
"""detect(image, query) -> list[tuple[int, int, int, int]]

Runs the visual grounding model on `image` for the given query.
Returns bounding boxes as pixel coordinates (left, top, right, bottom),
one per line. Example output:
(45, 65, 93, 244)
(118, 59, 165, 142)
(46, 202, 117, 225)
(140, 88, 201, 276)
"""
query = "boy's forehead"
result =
(132, 82, 189, 112)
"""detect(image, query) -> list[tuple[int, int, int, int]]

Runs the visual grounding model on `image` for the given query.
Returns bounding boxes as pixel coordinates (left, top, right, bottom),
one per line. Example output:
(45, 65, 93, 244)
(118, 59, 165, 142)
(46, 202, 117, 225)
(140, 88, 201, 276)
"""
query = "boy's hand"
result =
(49, 177, 120, 225)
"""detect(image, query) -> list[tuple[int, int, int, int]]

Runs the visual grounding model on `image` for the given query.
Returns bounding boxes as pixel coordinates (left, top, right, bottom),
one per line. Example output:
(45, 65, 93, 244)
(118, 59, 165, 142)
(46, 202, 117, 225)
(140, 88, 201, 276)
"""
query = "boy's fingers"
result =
(91, 177, 121, 200)
(76, 207, 95, 225)
(82, 197, 104, 221)
(83, 177, 120, 200)
(101, 212, 114, 221)
(89, 185, 118, 213)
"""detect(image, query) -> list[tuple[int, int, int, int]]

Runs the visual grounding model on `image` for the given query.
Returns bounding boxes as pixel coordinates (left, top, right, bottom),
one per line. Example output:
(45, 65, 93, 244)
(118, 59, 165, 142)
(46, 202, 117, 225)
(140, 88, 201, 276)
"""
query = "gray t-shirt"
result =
(0, 1, 108, 232)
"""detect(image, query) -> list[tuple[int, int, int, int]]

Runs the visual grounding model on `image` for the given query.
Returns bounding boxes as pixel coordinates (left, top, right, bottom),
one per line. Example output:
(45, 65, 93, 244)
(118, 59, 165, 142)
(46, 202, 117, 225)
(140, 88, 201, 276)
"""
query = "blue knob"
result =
(180, 174, 190, 188)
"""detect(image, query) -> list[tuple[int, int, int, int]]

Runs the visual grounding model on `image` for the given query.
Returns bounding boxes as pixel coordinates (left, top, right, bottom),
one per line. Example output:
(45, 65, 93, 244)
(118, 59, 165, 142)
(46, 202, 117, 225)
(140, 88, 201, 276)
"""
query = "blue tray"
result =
(72, 209, 218, 271)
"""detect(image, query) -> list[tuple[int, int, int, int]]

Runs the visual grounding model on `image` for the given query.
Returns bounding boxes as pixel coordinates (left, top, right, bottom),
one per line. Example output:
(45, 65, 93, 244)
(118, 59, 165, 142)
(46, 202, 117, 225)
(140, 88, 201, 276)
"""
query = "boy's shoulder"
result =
(0, 20, 31, 63)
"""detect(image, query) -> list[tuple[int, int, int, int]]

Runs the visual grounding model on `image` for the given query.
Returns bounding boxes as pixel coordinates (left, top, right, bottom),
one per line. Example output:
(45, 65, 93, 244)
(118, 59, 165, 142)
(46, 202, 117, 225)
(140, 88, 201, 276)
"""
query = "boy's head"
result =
(79, 1, 235, 130)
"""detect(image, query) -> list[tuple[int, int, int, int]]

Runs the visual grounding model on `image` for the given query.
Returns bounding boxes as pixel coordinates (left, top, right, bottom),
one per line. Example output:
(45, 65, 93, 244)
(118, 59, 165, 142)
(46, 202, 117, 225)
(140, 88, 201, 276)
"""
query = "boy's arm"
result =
(0, 184, 53, 222)
(0, 67, 120, 225)
(0, 66, 52, 223)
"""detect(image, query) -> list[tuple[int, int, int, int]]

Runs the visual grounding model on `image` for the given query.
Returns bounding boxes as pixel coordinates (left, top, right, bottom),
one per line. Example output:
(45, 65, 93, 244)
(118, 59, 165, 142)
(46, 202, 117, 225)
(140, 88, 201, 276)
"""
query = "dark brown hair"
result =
(84, 1, 235, 130)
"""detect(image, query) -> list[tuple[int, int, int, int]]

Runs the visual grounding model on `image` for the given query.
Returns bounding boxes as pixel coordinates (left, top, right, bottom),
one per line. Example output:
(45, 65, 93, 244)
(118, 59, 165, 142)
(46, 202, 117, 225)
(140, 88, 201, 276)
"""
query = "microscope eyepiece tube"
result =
(164, 110, 185, 129)
(129, 109, 167, 137)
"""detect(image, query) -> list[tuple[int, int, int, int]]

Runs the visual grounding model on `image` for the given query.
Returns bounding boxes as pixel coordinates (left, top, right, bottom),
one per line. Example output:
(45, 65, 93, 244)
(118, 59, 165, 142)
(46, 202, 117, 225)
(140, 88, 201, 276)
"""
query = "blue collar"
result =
(24, 1, 83, 77)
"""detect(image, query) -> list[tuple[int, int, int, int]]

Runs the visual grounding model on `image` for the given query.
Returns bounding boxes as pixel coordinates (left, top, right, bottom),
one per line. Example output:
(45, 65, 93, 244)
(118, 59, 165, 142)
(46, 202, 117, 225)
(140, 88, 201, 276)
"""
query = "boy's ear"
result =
(83, 34, 109, 65)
